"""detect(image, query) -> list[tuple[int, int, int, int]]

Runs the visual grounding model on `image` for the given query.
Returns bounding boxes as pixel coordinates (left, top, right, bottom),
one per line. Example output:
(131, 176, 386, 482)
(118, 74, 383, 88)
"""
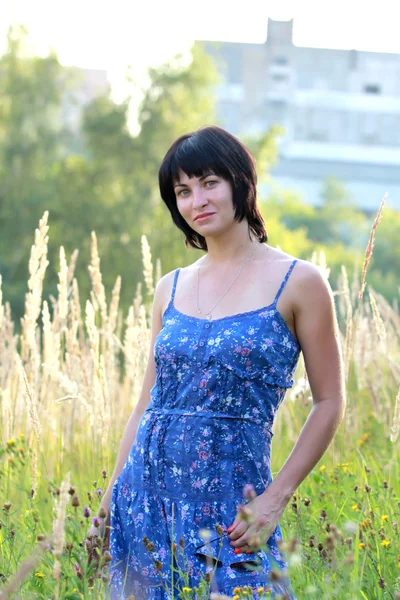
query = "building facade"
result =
(200, 19, 400, 209)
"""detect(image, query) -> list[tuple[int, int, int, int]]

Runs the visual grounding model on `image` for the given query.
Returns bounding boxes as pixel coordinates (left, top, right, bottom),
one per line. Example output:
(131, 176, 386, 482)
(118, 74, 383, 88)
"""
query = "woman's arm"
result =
(229, 262, 346, 550)
(97, 271, 174, 516)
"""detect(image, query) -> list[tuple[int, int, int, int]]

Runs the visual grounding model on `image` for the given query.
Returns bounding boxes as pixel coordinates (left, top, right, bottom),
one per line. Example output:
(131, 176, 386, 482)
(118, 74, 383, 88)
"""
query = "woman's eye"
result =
(205, 180, 217, 187)
(178, 189, 189, 196)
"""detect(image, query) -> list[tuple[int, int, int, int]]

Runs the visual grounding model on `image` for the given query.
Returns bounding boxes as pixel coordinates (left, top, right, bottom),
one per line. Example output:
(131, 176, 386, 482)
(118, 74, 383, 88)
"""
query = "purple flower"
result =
(96, 488, 103, 497)
(243, 483, 256, 501)
(83, 505, 91, 518)
(92, 517, 101, 528)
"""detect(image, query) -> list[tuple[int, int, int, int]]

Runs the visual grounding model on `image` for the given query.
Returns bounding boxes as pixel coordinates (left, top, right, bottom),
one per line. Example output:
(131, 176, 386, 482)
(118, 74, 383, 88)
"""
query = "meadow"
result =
(0, 200, 399, 599)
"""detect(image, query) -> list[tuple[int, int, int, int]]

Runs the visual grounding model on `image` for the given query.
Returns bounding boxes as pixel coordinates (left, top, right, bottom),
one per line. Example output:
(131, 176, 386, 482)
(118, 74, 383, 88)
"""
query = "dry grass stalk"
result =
(53, 472, 71, 562)
(390, 385, 400, 443)
(31, 447, 38, 499)
(343, 310, 353, 382)
(141, 234, 154, 296)
(15, 353, 42, 442)
(57, 246, 69, 324)
(66, 248, 79, 290)
(134, 282, 143, 320)
(52, 473, 71, 596)
(311, 249, 330, 280)
(88, 231, 108, 326)
(85, 300, 100, 370)
(369, 291, 387, 347)
(109, 276, 121, 337)
(358, 194, 387, 304)
(21, 212, 50, 362)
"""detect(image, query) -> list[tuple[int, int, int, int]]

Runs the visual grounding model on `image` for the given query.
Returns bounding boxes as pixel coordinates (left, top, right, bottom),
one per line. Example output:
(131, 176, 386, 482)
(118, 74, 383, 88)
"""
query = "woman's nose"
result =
(192, 188, 208, 208)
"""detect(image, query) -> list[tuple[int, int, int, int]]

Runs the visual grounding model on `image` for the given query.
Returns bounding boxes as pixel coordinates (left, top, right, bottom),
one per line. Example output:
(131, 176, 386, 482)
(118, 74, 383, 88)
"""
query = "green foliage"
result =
(0, 25, 399, 329)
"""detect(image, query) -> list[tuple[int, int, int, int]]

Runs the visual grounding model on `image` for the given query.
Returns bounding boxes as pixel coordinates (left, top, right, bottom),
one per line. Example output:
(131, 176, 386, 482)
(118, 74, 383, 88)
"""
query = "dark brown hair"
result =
(158, 125, 268, 250)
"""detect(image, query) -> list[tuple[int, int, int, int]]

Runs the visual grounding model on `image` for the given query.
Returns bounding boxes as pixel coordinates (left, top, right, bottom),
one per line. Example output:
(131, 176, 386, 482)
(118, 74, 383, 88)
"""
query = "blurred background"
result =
(1, 0, 400, 326)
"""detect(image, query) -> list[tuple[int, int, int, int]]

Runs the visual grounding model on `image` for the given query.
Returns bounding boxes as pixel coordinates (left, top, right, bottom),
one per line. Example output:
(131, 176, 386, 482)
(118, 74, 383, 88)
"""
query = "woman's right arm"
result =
(97, 271, 174, 516)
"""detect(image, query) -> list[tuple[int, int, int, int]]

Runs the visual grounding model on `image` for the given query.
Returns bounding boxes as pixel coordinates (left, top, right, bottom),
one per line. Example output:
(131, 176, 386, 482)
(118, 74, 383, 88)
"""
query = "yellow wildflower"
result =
(233, 596, 240, 600)
(359, 543, 365, 549)
(6, 439, 15, 447)
(381, 515, 389, 522)
(319, 465, 326, 472)
(352, 504, 360, 512)
(233, 589, 242, 595)
(35, 572, 46, 579)
(381, 540, 390, 548)
(358, 433, 370, 447)
(182, 588, 192, 594)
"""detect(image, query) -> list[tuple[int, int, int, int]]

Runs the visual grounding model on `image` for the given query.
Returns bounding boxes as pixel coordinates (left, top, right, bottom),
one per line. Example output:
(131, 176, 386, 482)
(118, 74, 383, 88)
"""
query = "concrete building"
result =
(199, 19, 400, 209)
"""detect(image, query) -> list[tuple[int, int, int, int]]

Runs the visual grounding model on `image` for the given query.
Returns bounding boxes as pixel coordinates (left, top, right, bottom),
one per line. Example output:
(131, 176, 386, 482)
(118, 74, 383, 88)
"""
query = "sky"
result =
(1, 0, 400, 101)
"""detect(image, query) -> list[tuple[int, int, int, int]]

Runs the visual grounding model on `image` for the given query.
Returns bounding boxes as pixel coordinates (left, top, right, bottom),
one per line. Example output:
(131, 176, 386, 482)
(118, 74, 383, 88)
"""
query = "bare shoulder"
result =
(289, 259, 336, 323)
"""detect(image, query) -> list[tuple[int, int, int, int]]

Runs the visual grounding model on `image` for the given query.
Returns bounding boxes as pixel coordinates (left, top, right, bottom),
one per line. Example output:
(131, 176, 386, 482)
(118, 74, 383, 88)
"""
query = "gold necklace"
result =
(196, 250, 253, 321)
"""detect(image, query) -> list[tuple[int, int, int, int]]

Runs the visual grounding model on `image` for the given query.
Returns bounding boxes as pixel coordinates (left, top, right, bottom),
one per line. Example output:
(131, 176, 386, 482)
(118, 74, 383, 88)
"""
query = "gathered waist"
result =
(144, 406, 274, 435)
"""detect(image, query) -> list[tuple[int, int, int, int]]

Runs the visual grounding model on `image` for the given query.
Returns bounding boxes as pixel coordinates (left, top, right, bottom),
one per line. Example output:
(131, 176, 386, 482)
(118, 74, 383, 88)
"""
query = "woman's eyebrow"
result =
(173, 172, 215, 188)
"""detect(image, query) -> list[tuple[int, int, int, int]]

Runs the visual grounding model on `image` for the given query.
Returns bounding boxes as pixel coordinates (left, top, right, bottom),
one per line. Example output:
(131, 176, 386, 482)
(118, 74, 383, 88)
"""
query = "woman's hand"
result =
(227, 485, 288, 554)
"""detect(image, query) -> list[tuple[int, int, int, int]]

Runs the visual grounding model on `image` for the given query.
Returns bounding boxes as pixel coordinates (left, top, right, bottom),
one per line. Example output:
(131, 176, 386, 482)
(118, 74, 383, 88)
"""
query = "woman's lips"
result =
(194, 213, 215, 222)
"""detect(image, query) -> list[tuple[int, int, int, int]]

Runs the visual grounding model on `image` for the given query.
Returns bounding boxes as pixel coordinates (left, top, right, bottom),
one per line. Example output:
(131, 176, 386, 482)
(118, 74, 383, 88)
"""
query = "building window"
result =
(272, 56, 288, 65)
(364, 84, 381, 94)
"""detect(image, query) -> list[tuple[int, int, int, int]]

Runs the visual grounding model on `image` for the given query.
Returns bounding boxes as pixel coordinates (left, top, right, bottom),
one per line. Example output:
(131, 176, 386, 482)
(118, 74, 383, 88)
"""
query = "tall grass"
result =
(0, 200, 399, 599)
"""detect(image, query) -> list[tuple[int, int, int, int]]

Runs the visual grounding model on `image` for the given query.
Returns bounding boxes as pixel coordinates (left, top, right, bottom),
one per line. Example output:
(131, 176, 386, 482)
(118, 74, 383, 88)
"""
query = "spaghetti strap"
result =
(272, 259, 298, 306)
(170, 268, 181, 303)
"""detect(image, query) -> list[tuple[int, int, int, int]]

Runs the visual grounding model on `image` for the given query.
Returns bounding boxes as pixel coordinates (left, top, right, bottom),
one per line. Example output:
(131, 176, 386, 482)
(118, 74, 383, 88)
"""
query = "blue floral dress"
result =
(110, 259, 301, 599)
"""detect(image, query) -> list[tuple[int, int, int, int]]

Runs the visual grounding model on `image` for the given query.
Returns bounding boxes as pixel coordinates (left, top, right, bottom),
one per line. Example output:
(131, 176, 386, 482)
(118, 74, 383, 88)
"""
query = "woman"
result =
(96, 126, 346, 599)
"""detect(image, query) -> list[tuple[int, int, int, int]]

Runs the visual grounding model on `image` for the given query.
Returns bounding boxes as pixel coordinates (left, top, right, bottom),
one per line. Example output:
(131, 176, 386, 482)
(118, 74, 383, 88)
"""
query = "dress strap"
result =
(272, 259, 298, 306)
(170, 268, 181, 303)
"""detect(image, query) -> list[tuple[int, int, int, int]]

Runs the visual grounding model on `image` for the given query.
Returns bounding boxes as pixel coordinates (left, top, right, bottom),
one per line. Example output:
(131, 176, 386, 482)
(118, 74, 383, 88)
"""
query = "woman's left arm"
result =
(229, 263, 347, 551)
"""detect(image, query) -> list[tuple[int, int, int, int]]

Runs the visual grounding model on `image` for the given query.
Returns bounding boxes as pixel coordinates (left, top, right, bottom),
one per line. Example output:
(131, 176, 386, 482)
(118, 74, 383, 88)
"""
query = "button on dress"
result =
(110, 259, 301, 599)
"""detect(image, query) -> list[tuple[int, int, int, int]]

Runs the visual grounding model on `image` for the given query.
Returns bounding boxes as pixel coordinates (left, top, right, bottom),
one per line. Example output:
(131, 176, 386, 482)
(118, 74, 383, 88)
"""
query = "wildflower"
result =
(358, 433, 370, 447)
(102, 470, 107, 479)
(83, 506, 91, 518)
(381, 540, 390, 548)
(237, 505, 254, 523)
(319, 509, 328, 519)
(3, 502, 11, 511)
(364, 485, 371, 493)
(319, 465, 326, 472)
(98, 506, 107, 519)
(381, 515, 389, 522)
(233, 596, 240, 600)
(6, 438, 15, 447)
(233, 588, 242, 594)
(303, 498, 311, 506)
(182, 588, 192, 594)
(71, 495, 80, 507)
(359, 543, 365, 549)
(351, 504, 360, 512)
(243, 483, 256, 501)
(97, 488, 103, 497)
(257, 587, 265, 595)
(68, 486, 76, 496)
(35, 572, 46, 579)
(92, 517, 101, 528)
(154, 560, 163, 571)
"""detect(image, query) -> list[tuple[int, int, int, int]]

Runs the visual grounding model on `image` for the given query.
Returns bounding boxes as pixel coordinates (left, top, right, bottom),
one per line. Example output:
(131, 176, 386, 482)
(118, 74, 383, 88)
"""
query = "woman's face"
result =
(173, 169, 236, 235)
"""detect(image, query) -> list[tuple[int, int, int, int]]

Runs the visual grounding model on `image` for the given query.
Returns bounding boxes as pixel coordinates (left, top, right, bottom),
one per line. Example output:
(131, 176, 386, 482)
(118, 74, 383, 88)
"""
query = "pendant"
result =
(206, 313, 212, 321)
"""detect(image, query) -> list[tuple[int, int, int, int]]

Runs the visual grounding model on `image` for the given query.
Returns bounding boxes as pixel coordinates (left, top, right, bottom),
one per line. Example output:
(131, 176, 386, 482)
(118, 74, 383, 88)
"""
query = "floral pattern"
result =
(110, 260, 301, 599)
